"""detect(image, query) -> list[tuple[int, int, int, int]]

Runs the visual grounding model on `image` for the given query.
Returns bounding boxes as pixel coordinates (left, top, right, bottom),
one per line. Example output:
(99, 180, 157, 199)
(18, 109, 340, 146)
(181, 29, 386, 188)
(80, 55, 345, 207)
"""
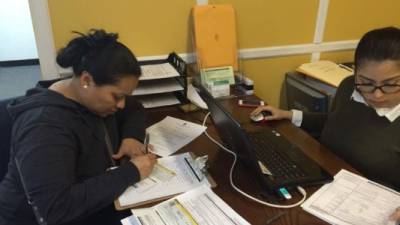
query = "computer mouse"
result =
(250, 111, 272, 122)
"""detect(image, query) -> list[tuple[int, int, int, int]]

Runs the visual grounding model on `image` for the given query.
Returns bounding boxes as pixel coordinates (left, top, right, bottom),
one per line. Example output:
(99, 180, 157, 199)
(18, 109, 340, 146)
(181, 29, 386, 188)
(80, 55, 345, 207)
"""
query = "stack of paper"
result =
(135, 62, 184, 108)
(116, 152, 212, 209)
(133, 79, 184, 96)
(136, 93, 180, 109)
(296, 60, 353, 87)
(140, 63, 180, 80)
(301, 169, 400, 225)
(121, 185, 250, 225)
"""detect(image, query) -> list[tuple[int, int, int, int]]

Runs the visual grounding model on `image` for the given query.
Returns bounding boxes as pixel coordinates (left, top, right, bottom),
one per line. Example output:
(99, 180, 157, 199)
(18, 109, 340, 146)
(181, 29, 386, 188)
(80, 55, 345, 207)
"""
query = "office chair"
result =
(0, 97, 16, 181)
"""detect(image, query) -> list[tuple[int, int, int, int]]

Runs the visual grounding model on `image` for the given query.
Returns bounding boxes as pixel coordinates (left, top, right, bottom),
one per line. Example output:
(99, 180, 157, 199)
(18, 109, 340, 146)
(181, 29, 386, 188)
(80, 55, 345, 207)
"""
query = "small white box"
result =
(206, 82, 230, 98)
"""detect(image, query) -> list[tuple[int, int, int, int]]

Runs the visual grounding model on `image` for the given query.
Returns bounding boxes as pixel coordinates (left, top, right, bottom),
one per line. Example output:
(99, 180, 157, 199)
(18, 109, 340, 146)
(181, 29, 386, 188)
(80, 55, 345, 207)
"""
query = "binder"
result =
(192, 4, 238, 70)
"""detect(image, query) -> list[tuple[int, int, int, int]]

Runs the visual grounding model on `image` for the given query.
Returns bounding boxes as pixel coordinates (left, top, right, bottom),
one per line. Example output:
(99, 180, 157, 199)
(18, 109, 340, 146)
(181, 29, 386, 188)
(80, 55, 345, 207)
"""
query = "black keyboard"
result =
(248, 132, 307, 181)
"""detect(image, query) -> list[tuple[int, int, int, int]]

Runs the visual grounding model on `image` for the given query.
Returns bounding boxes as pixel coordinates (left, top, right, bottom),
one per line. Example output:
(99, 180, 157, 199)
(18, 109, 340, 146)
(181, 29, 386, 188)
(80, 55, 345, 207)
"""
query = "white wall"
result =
(0, 0, 38, 61)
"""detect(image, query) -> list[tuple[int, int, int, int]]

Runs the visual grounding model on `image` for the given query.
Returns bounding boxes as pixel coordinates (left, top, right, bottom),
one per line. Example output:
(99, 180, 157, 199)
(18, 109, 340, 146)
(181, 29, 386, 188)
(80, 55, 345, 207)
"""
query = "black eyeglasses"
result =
(355, 83, 400, 94)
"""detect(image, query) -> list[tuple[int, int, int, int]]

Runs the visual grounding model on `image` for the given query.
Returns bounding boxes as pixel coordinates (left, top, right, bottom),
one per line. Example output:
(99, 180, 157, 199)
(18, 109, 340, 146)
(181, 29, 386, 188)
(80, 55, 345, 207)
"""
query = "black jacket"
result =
(0, 79, 145, 225)
(302, 76, 400, 190)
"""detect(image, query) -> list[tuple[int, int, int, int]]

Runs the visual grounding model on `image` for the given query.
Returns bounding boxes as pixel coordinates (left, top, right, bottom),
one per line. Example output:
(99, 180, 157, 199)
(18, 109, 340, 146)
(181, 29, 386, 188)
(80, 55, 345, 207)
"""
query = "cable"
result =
(202, 112, 307, 208)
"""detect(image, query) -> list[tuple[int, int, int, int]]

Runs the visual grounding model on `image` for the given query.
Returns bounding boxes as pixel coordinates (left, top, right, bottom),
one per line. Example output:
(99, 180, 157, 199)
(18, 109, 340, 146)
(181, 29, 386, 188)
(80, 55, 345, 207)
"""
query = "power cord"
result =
(202, 112, 307, 208)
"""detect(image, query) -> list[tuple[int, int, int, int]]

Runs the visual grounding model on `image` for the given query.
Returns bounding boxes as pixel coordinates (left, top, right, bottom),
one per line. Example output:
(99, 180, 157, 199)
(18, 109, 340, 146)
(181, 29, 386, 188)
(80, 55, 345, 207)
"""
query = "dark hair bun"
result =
(84, 29, 118, 49)
(56, 29, 118, 68)
(56, 28, 141, 85)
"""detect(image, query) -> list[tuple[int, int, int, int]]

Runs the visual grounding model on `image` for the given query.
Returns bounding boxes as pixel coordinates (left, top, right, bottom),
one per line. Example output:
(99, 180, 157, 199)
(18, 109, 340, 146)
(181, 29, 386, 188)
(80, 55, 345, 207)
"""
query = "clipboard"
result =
(114, 152, 216, 210)
(192, 4, 238, 70)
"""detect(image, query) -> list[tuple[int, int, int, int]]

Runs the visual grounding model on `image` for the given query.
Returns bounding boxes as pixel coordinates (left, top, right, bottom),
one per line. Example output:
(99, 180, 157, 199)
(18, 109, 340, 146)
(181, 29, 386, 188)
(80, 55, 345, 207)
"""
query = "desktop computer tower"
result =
(285, 72, 337, 113)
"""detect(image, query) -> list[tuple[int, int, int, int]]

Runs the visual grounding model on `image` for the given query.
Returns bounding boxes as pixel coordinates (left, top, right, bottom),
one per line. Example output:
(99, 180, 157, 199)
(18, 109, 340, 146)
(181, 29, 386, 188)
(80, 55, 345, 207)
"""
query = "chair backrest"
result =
(0, 98, 16, 181)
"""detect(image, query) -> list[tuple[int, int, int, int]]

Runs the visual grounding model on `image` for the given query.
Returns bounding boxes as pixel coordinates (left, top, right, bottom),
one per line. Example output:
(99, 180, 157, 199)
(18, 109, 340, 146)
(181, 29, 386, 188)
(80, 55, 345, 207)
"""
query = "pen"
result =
(265, 211, 286, 224)
(144, 132, 150, 154)
(184, 157, 201, 182)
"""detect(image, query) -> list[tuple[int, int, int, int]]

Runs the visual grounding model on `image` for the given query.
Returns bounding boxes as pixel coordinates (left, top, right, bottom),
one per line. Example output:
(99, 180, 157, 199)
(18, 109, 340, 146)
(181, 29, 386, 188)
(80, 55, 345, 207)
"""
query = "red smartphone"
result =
(238, 99, 265, 108)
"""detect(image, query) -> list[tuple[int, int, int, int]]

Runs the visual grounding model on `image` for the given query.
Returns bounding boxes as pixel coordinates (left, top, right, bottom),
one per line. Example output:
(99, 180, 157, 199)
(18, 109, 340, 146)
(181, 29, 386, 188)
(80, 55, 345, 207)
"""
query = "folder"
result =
(296, 60, 353, 87)
(192, 4, 238, 70)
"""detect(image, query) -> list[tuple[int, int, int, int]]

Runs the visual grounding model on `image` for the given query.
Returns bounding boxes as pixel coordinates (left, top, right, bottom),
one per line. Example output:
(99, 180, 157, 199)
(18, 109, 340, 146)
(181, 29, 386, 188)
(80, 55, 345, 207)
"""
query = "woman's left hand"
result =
(389, 207, 400, 223)
(112, 138, 148, 160)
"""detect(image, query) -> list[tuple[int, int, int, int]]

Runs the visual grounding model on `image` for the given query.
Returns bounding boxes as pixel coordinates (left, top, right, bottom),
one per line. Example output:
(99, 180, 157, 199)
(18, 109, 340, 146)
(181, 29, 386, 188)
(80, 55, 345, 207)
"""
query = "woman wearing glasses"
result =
(251, 27, 400, 222)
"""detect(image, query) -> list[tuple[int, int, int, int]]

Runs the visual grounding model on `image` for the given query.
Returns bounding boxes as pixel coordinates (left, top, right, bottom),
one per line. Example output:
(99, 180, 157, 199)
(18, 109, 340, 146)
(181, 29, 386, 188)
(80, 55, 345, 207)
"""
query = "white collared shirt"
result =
(350, 89, 400, 122)
(290, 89, 400, 126)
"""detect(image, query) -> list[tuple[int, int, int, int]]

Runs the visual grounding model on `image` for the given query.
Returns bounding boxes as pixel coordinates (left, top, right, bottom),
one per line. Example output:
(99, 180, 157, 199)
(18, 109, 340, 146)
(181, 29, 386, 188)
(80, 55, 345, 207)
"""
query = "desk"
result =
(145, 96, 357, 225)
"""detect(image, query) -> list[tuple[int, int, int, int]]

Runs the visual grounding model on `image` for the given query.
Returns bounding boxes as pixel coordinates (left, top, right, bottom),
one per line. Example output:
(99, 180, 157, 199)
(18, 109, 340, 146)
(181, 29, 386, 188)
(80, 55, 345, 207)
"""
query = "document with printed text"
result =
(121, 185, 250, 225)
(301, 169, 400, 225)
(140, 63, 180, 80)
(146, 116, 207, 157)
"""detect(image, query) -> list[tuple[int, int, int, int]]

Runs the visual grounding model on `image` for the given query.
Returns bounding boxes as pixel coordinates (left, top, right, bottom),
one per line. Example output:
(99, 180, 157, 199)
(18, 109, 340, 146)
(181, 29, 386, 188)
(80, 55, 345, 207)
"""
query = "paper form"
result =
(140, 63, 180, 80)
(118, 153, 210, 207)
(146, 116, 207, 157)
(200, 66, 235, 85)
(136, 93, 180, 108)
(301, 169, 400, 225)
(148, 164, 176, 183)
(121, 208, 164, 225)
(133, 79, 184, 96)
(122, 185, 250, 225)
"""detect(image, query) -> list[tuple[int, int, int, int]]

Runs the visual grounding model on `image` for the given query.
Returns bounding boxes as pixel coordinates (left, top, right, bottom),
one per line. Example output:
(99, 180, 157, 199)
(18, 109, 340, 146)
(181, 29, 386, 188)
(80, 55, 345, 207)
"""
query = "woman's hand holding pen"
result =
(113, 138, 151, 159)
(113, 136, 157, 179)
(130, 154, 157, 180)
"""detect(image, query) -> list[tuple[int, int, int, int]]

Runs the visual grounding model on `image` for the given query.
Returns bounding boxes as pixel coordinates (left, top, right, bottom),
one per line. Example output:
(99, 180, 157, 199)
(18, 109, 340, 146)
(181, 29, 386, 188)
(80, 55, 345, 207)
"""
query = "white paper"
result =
(148, 163, 176, 183)
(126, 185, 250, 225)
(122, 208, 164, 225)
(146, 116, 207, 157)
(301, 169, 400, 225)
(140, 63, 180, 80)
(133, 79, 184, 96)
(137, 93, 180, 108)
(187, 84, 208, 109)
(118, 152, 210, 207)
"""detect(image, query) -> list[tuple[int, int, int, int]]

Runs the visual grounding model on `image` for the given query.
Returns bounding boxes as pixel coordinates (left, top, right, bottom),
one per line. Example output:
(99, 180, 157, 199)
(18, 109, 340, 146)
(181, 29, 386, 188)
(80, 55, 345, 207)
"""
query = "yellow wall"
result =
(324, 0, 400, 41)
(48, 0, 195, 56)
(47, 0, 400, 107)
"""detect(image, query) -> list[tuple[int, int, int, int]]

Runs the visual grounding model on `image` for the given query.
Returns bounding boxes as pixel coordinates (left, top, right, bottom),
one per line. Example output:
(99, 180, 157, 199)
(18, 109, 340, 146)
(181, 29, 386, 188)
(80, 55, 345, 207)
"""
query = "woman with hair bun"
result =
(0, 29, 156, 225)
